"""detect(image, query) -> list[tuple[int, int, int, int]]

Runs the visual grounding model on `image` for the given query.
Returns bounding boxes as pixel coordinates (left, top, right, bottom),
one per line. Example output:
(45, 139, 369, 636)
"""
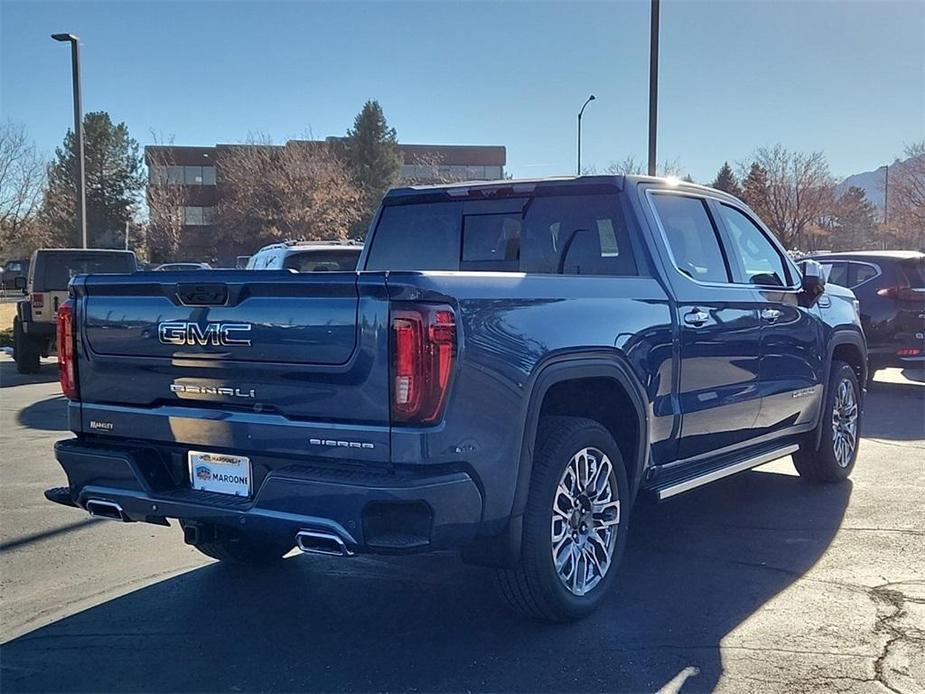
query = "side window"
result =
(521, 194, 638, 276)
(650, 194, 729, 283)
(822, 261, 849, 286)
(716, 204, 788, 287)
(850, 263, 878, 287)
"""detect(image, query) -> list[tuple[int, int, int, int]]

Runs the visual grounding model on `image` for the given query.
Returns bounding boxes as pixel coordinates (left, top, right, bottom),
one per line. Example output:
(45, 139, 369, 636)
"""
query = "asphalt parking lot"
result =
(1, 354, 922, 693)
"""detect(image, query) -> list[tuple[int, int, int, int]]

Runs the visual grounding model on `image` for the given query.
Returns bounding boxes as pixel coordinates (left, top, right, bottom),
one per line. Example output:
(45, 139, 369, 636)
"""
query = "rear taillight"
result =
(32, 292, 44, 309)
(391, 305, 456, 424)
(56, 300, 78, 400)
(897, 347, 922, 357)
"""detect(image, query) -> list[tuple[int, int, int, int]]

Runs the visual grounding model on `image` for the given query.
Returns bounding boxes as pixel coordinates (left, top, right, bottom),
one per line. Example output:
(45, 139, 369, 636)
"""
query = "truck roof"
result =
(385, 174, 741, 204)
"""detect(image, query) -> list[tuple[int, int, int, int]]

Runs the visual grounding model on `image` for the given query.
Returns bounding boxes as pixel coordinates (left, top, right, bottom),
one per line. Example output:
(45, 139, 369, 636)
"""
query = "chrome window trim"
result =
(644, 188, 802, 292)
(816, 259, 882, 289)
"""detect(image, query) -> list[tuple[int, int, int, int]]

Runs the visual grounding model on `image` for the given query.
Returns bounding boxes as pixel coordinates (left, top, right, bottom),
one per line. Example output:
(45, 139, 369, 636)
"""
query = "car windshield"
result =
(41, 253, 136, 290)
(283, 249, 361, 272)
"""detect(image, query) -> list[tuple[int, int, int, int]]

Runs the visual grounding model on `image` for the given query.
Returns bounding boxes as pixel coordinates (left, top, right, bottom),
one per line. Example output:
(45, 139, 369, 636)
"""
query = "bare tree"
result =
(216, 137, 363, 248)
(144, 137, 187, 262)
(742, 145, 835, 249)
(0, 121, 47, 255)
(602, 156, 683, 177)
(400, 151, 467, 186)
(884, 141, 925, 246)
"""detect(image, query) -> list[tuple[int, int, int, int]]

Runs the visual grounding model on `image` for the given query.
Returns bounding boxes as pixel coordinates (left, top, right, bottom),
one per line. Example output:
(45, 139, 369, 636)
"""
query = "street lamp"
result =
(51, 33, 87, 248)
(577, 94, 595, 175)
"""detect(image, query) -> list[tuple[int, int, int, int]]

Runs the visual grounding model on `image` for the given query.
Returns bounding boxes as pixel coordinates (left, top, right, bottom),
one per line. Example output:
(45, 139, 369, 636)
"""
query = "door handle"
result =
(683, 309, 709, 326)
(761, 308, 781, 322)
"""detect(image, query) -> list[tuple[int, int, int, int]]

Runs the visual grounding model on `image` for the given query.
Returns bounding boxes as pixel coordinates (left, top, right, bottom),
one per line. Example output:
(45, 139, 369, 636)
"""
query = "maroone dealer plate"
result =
(189, 451, 252, 497)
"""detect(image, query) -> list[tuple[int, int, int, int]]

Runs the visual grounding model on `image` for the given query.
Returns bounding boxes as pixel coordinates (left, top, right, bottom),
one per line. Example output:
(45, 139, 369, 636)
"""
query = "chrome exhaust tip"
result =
(295, 529, 353, 557)
(85, 499, 129, 522)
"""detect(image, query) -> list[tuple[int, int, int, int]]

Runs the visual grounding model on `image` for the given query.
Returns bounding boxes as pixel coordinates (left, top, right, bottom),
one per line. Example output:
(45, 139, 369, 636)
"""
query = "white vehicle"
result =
(246, 240, 362, 272)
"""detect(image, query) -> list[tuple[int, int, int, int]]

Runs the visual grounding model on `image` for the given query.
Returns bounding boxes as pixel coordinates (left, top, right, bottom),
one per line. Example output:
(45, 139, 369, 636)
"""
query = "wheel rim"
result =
(831, 378, 858, 468)
(551, 447, 620, 597)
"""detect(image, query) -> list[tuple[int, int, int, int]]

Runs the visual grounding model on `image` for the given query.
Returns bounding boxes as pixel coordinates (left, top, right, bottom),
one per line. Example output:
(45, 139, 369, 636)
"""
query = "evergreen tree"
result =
(711, 162, 742, 197)
(344, 100, 402, 235)
(740, 162, 772, 221)
(41, 111, 143, 248)
(832, 186, 878, 250)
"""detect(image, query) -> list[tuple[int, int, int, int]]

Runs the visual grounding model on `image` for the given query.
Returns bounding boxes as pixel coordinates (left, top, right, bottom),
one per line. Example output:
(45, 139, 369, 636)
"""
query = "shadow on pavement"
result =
(0, 470, 850, 693)
(862, 375, 925, 442)
(0, 359, 58, 389)
(16, 394, 68, 432)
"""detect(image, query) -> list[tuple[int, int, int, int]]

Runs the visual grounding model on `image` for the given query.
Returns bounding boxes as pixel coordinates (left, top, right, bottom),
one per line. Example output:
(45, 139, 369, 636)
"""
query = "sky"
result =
(1, 0, 923, 183)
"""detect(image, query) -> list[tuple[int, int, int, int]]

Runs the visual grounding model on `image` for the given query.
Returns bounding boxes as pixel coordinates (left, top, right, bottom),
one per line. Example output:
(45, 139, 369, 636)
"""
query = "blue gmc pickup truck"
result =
(46, 175, 866, 621)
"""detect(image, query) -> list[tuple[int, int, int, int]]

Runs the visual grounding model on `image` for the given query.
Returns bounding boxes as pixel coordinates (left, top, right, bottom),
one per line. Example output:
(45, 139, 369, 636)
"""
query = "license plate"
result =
(189, 451, 252, 497)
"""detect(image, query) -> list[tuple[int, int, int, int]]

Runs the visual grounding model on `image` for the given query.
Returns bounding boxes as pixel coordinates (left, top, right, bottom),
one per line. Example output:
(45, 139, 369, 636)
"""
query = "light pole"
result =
(577, 94, 595, 175)
(51, 33, 87, 248)
(647, 0, 660, 176)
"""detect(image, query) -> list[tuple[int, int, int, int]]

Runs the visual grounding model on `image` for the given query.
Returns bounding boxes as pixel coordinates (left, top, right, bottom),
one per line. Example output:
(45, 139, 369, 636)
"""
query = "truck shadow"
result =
(0, 469, 850, 693)
(16, 394, 69, 431)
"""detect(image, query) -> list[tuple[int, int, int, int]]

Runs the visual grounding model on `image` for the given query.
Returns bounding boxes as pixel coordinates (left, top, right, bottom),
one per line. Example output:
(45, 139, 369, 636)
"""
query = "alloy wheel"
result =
(831, 378, 858, 468)
(551, 447, 620, 596)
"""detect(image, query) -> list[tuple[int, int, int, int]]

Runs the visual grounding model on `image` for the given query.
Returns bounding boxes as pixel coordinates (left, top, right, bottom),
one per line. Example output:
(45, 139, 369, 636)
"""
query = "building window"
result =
(184, 166, 203, 184)
(149, 165, 217, 186)
(183, 206, 215, 226)
(149, 165, 167, 184)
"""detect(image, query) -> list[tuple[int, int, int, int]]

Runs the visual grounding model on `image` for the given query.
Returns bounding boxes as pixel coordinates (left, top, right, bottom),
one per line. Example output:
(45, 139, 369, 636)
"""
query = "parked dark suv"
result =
(810, 251, 924, 372)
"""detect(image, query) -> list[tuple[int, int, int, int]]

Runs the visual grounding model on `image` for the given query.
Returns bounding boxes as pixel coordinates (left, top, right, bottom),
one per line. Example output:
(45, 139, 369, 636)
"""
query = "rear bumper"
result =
(52, 438, 484, 554)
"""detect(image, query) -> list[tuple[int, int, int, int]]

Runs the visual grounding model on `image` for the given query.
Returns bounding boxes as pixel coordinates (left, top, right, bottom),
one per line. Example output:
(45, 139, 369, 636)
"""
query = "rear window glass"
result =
(898, 259, 925, 288)
(284, 249, 361, 272)
(39, 253, 136, 289)
(365, 194, 637, 276)
(821, 261, 849, 286)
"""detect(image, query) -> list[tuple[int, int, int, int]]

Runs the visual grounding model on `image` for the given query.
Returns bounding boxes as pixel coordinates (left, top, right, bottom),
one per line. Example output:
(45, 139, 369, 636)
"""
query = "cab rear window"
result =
(364, 194, 638, 276)
(37, 253, 137, 290)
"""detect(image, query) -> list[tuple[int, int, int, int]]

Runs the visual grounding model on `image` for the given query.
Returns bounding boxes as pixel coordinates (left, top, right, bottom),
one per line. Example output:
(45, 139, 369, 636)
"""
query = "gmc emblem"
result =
(158, 321, 252, 347)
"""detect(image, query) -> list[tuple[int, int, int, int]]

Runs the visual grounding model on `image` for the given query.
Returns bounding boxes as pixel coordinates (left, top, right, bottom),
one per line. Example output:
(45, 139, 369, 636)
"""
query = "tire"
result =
(183, 524, 292, 565)
(13, 318, 40, 374)
(494, 416, 630, 622)
(793, 360, 861, 483)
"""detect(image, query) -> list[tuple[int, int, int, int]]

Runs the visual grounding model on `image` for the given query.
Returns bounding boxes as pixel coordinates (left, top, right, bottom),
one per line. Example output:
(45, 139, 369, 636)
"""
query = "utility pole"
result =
(51, 33, 87, 248)
(647, 0, 660, 176)
(883, 164, 889, 225)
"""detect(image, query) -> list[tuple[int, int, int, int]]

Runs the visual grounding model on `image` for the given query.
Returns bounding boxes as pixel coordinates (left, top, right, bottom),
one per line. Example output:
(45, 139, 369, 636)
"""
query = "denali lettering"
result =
(158, 321, 252, 347)
(170, 383, 256, 398)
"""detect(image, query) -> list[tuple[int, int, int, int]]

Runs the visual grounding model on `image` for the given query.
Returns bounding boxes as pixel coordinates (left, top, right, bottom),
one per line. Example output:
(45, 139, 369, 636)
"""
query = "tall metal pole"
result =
(647, 0, 660, 176)
(577, 95, 595, 175)
(883, 165, 889, 225)
(577, 112, 582, 175)
(53, 34, 87, 248)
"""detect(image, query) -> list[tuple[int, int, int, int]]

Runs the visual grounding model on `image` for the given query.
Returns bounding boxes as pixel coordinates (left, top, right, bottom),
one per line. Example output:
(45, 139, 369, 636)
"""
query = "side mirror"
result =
(14, 276, 27, 291)
(799, 259, 826, 296)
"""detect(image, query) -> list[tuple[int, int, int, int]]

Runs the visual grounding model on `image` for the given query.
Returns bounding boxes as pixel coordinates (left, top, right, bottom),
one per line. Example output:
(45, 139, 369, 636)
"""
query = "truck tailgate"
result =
(72, 271, 391, 453)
